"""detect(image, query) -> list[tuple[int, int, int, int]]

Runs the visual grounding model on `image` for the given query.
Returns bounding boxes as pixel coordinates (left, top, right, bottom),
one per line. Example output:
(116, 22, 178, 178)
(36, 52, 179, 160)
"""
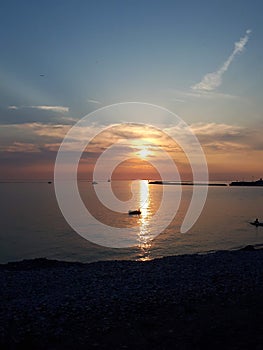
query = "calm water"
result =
(0, 180, 263, 263)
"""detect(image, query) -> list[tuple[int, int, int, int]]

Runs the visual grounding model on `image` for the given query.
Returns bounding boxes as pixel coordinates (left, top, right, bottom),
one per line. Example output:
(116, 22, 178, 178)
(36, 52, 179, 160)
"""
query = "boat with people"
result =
(128, 209, 141, 215)
(250, 219, 263, 227)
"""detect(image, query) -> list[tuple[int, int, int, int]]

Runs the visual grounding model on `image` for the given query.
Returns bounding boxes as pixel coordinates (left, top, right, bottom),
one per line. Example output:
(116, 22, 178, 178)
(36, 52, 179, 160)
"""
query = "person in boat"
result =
(254, 218, 259, 225)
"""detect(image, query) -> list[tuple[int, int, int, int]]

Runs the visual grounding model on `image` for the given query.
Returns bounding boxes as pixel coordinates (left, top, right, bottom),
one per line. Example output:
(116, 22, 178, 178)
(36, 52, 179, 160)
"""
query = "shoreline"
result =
(1, 242, 262, 267)
(1, 247, 263, 349)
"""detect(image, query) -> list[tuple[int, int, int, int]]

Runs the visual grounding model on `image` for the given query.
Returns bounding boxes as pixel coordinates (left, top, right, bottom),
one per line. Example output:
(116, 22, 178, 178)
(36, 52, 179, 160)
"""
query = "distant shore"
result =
(148, 180, 228, 186)
(1, 247, 263, 349)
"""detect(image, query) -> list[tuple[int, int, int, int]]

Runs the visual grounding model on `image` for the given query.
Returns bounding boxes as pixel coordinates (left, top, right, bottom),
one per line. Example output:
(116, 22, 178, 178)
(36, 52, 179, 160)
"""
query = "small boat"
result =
(250, 221, 263, 227)
(128, 209, 141, 215)
(92, 181, 98, 185)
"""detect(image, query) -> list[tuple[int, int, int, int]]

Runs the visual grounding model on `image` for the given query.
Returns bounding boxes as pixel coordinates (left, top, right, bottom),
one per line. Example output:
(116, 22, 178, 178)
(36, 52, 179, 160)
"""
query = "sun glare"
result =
(138, 147, 151, 159)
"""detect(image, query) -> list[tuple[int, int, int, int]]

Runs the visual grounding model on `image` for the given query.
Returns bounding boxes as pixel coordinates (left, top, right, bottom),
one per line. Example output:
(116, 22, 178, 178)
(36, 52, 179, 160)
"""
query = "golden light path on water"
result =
(137, 180, 152, 261)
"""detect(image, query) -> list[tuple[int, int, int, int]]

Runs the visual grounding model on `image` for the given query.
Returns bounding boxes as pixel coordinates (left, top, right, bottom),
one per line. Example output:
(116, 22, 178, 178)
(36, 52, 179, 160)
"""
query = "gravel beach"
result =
(1, 248, 263, 349)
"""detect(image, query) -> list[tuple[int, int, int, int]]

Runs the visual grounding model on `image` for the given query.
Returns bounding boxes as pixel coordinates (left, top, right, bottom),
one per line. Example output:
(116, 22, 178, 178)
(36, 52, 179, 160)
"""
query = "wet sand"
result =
(1, 247, 263, 349)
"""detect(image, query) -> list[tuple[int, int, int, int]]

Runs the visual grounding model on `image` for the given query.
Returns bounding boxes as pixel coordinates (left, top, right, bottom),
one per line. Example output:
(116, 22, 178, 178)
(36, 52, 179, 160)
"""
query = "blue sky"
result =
(0, 0, 263, 179)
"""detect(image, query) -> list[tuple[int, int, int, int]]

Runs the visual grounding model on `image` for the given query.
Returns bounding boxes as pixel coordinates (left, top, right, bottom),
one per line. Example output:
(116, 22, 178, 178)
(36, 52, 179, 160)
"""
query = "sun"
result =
(138, 147, 151, 159)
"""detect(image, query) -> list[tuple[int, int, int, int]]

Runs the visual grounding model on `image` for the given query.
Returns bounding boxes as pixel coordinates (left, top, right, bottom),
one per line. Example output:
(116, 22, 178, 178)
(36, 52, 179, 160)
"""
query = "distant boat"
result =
(230, 178, 263, 186)
(250, 221, 263, 227)
(92, 181, 98, 185)
(128, 209, 141, 215)
(48, 181, 52, 184)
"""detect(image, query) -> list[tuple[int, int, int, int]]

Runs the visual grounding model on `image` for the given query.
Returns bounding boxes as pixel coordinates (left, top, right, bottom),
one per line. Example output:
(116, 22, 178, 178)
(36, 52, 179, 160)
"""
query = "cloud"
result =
(183, 90, 238, 99)
(0, 121, 262, 182)
(32, 105, 69, 113)
(168, 88, 239, 101)
(165, 121, 263, 153)
(0, 142, 41, 153)
(191, 29, 252, 92)
(188, 122, 263, 152)
(189, 122, 244, 149)
(26, 123, 71, 139)
(171, 98, 185, 103)
(87, 99, 102, 105)
(2, 105, 73, 125)
(190, 122, 243, 136)
(8, 105, 69, 113)
(1, 121, 262, 160)
(201, 141, 249, 152)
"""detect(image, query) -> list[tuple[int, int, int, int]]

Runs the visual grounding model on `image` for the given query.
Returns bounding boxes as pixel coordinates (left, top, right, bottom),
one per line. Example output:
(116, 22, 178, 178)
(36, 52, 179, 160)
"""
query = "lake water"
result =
(0, 180, 263, 263)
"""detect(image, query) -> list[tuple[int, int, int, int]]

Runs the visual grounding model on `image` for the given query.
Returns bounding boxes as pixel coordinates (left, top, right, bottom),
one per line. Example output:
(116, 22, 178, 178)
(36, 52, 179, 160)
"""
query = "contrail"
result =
(191, 29, 252, 92)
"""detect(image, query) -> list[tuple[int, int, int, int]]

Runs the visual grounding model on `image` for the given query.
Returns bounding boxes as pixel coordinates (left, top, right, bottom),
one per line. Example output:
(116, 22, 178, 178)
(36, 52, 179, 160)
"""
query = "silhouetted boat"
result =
(92, 181, 98, 185)
(230, 178, 263, 186)
(48, 181, 52, 184)
(128, 209, 141, 215)
(250, 221, 263, 227)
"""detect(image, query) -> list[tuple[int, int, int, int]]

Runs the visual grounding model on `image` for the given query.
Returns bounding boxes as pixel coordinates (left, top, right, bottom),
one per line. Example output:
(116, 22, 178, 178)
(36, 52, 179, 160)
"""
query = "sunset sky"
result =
(0, 0, 263, 181)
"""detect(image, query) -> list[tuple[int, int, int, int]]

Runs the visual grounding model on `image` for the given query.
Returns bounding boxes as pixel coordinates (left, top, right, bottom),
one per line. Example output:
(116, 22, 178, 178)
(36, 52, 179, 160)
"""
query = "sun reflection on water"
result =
(137, 180, 153, 261)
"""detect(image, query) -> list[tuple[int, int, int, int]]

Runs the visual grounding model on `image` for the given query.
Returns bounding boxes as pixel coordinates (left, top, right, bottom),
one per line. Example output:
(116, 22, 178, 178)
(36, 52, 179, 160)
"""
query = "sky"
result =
(0, 0, 263, 181)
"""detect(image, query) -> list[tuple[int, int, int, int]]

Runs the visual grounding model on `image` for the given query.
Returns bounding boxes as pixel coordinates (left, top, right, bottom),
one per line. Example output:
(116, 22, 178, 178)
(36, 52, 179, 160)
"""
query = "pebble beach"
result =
(1, 247, 263, 349)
